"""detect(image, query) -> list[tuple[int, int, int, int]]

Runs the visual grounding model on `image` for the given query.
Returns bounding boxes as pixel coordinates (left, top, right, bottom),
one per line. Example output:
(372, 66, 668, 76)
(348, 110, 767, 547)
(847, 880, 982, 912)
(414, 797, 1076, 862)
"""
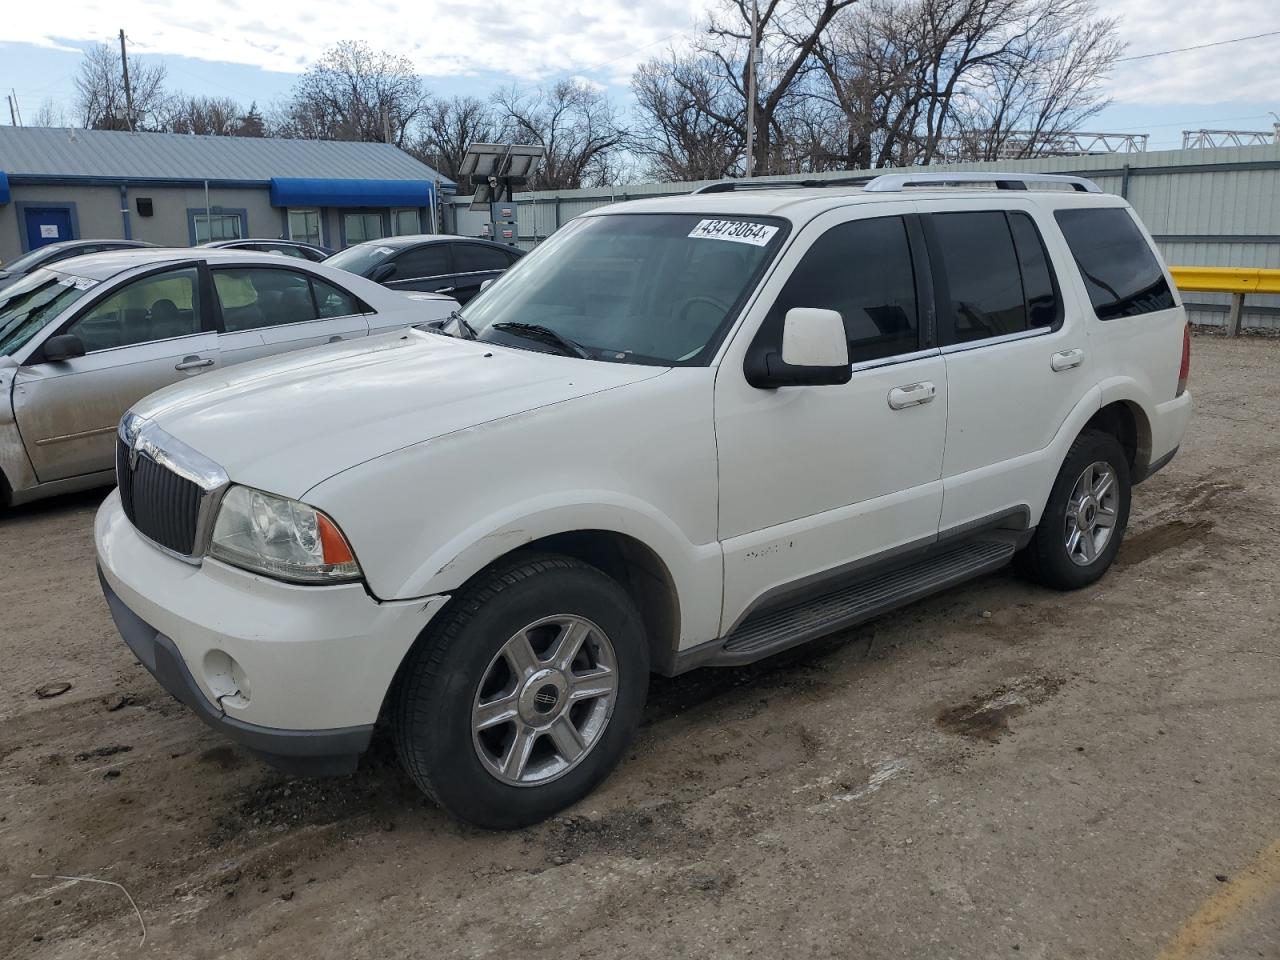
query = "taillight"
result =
(1175, 323, 1191, 397)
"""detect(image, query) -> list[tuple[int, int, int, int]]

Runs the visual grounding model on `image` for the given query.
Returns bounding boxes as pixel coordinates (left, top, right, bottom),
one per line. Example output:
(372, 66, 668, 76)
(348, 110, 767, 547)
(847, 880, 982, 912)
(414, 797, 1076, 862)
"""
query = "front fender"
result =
(408, 494, 723, 647)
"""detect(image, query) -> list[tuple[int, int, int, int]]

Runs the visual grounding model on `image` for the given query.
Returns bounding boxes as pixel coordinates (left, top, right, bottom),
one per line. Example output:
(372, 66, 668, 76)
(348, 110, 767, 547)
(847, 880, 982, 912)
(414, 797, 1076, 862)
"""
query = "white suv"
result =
(96, 172, 1192, 828)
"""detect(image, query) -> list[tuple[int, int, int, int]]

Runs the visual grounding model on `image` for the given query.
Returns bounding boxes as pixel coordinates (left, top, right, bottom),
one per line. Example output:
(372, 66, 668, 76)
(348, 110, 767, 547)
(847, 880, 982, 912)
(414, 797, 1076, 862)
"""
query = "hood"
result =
(132, 330, 667, 497)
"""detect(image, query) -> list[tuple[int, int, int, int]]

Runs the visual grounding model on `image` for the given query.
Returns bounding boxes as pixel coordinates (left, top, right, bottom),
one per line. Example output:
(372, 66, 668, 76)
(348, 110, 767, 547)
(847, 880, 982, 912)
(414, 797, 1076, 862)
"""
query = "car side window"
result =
(213, 268, 318, 331)
(391, 244, 451, 279)
(1007, 212, 1061, 328)
(930, 211, 1029, 345)
(312, 277, 361, 318)
(68, 267, 202, 352)
(763, 216, 919, 365)
(1054, 207, 1176, 320)
(455, 243, 512, 274)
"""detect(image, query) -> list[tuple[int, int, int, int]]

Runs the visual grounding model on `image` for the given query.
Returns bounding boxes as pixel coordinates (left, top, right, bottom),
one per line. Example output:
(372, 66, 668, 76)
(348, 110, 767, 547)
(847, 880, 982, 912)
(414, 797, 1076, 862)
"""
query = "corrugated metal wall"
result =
(447, 144, 1280, 331)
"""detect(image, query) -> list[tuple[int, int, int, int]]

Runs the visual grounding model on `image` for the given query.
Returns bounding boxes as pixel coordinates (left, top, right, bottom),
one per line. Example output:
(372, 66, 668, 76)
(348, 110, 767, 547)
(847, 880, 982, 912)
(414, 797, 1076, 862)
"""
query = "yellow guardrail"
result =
(1169, 266, 1280, 336)
(1169, 266, 1280, 295)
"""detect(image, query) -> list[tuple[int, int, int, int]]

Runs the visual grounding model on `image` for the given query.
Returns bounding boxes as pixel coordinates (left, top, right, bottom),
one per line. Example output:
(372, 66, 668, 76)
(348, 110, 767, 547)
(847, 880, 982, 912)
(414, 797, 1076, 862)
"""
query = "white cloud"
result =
(1102, 0, 1280, 105)
(6, 0, 706, 85)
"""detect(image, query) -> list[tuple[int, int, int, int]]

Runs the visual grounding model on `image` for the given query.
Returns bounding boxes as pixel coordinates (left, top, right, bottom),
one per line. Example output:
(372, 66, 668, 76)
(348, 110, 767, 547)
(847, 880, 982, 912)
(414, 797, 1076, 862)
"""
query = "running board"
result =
(708, 538, 1016, 667)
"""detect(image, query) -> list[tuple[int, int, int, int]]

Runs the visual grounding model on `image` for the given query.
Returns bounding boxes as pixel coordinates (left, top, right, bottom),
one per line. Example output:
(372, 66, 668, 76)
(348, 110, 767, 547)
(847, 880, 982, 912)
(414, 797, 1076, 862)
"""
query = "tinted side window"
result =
(70, 267, 202, 351)
(213, 268, 318, 332)
(768, 216, 918, 364)
(392, 244, 451, 279)
(932, 211, 1027, 344)
(1054, 207, 1175, 320)
(1008, 212, 1060, 327)
(455, 243, 512, 273)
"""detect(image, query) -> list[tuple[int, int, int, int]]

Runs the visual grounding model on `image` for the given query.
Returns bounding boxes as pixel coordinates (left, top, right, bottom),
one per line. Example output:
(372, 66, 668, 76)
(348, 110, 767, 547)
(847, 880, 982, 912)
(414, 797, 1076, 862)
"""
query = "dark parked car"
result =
(0, 239, 154, 292)
(200, 239, 333, 261)
(325, 235, 524, 304)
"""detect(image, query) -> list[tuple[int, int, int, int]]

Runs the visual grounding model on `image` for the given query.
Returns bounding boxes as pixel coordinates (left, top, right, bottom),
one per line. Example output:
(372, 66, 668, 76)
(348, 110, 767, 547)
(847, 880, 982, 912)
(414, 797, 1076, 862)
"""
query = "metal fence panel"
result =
(446, 145, 1280, 330)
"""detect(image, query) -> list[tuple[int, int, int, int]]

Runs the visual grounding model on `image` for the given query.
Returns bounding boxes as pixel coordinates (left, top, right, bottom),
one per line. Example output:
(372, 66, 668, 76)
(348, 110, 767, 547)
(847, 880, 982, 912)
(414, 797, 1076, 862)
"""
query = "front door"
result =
(714, 205, 948, 632)
(23, 207, 75, 251)
(13, 265, 219, 481)
(384, 243, 455, 296)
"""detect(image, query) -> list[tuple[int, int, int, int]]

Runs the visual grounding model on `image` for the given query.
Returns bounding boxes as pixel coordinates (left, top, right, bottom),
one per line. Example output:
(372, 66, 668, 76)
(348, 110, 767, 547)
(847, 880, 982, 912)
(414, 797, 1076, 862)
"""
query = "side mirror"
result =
(745, 308, 851, 388)
(370, 262, 397, 283)
(42, 333, 87, 363)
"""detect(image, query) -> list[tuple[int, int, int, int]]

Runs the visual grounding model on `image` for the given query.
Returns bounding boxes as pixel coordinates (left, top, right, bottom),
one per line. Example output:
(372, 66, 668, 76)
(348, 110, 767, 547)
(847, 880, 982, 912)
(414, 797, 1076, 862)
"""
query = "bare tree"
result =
(704, 0, 861, 175)
(631, 53, 744, 181)
(493, 80, 628, 190)
(165, 95, 243, 136)
(276, 41, 426, 145)
(410, 95, 500, 191)
(29, 99, 70, 128)
(73, 41, 169, 131)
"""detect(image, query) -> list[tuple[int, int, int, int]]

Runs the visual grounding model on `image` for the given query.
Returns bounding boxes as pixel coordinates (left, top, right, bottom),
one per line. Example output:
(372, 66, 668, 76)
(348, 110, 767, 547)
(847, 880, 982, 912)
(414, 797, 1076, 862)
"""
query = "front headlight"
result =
(210, 485, 362, 584)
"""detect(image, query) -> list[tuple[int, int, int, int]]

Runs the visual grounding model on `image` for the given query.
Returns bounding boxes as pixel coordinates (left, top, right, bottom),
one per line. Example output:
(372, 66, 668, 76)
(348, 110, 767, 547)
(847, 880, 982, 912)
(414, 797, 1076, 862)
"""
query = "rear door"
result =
(920, 201, 1092, 531)
(12, 264, 219, 481)
(382, 243, 455, 295)
(211, 264, 370, 366)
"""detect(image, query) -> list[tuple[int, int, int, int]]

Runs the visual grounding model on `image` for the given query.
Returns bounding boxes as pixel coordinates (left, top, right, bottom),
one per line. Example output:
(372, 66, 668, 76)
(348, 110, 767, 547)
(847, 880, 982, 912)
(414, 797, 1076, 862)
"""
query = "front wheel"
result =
(1016, 429, 1132, 590)
(393, 554, 649, 829)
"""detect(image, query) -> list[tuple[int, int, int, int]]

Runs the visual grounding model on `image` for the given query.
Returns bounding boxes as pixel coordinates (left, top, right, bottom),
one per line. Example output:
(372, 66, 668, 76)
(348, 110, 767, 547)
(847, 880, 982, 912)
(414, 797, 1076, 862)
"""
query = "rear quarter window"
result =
(1053, 207, 1175, 320)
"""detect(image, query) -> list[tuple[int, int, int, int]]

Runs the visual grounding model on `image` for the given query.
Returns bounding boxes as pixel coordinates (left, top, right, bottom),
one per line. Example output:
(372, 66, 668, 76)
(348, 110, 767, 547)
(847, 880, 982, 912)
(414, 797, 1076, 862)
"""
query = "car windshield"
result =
(325, 242, 396, 275)
(459, 213, 786, 365)
(0, 270, 97, 356)
(1, 246, 57, 276)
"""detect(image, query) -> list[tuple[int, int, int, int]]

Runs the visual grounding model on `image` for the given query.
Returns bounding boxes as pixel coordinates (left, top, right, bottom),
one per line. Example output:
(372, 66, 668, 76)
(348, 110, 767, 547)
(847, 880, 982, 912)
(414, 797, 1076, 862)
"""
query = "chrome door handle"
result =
(175, 356, 215, 371)
(1051, 348, 1084, 372)
(887, 381, 936, 410)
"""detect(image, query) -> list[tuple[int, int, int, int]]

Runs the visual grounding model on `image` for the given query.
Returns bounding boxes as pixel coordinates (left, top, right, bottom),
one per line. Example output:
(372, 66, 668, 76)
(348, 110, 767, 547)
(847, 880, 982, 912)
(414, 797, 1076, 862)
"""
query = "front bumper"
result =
(95, 489, 448, 775)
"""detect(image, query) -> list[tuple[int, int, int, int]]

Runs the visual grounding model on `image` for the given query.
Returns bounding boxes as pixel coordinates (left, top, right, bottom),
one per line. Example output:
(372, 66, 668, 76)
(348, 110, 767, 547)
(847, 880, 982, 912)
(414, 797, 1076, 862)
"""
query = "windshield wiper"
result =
(418, 308, 477, 340)
(491, 322, 592, 359)
(449, 309, 478, 340)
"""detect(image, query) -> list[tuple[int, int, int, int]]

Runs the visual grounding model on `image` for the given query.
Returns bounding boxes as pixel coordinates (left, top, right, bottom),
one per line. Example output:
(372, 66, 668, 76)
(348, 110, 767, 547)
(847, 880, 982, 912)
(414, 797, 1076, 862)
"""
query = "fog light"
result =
(203, 650, 251, 708)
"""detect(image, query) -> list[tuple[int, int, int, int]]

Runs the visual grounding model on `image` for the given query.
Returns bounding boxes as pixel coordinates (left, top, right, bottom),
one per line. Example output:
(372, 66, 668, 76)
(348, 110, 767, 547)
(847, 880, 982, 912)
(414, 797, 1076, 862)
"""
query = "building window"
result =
(392, 208, 420, 236)
(289, 209, 322, 246)
(344, 213, 384, 244)
(193, 213, 244, 244)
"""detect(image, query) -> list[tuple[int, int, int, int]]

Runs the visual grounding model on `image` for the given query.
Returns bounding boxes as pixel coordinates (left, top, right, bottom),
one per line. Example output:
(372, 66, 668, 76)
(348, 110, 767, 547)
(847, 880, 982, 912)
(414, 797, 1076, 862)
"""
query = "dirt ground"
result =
(2, 333, 1278, 960)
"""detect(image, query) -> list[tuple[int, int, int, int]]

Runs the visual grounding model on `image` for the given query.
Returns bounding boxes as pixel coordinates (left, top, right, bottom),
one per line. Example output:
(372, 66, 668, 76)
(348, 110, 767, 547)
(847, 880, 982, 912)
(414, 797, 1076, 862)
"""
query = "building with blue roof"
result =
(0, 125, 455, 263)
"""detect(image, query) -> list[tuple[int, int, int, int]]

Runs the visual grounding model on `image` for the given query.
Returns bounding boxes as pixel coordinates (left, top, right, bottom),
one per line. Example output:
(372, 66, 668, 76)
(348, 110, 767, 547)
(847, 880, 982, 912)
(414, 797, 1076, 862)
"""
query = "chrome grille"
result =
(115, 415, 229, 560)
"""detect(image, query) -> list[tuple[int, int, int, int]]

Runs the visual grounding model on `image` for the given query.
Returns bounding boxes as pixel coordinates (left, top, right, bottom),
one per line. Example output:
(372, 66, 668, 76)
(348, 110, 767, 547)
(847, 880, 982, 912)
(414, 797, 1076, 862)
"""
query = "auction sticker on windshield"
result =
(57, 275, 98, 291)
(688, 219, 778, 247)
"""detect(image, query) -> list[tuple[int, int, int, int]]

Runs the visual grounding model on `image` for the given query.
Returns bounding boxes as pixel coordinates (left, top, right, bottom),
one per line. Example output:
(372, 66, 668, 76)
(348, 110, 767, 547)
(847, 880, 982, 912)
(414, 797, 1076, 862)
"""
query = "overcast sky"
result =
(3, 0, 1277, 150)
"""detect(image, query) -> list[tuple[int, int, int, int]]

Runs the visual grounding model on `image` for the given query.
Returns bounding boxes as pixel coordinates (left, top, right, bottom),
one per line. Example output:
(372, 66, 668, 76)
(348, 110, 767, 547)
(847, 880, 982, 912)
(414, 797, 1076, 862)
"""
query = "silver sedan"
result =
(0, 248, 457, 506)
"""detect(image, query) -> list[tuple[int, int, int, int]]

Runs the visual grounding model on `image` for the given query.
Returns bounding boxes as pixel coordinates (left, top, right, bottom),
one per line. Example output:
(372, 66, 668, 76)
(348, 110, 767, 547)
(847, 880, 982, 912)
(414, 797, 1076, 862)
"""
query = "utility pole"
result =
(744, 0, 759, 178)
(119, 29, 135, 132)
(6, 95, 16, 127)
(10, 89, 21, 126)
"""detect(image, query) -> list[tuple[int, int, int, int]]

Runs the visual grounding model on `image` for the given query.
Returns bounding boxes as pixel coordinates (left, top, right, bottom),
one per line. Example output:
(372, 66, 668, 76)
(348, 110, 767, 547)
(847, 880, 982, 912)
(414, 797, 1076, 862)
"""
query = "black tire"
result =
(393, 552, 649, 829)
(1015, 428, 1132, 591)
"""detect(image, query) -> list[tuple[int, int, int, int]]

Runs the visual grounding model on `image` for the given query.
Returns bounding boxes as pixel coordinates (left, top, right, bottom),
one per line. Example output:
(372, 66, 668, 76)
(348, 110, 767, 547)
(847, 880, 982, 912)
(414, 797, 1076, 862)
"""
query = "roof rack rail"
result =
(861, 171, 1101, 193)
(692, 177, 865, 194)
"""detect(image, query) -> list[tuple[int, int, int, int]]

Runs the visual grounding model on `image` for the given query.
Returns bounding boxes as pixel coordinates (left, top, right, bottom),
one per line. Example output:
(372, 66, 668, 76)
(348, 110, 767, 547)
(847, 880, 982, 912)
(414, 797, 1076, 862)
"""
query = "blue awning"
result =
(0, 172, 9, 205)
(269, 177, 433, 208)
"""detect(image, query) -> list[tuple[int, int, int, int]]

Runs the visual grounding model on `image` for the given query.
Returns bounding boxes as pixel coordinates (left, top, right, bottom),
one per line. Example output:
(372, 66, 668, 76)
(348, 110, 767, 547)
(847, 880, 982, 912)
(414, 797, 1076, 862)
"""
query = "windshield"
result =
(1, 246, 56, 276)
(0, 270, 96, 356)
(460, 213, 786, 365)
(324, 242, 395, 275)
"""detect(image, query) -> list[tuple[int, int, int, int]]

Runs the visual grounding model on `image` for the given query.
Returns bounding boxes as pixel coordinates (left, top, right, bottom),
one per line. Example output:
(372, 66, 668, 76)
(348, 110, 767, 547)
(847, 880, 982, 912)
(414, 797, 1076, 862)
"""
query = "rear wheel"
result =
(1016, 429, 1131, 590)
(393, 553, 648, 829)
